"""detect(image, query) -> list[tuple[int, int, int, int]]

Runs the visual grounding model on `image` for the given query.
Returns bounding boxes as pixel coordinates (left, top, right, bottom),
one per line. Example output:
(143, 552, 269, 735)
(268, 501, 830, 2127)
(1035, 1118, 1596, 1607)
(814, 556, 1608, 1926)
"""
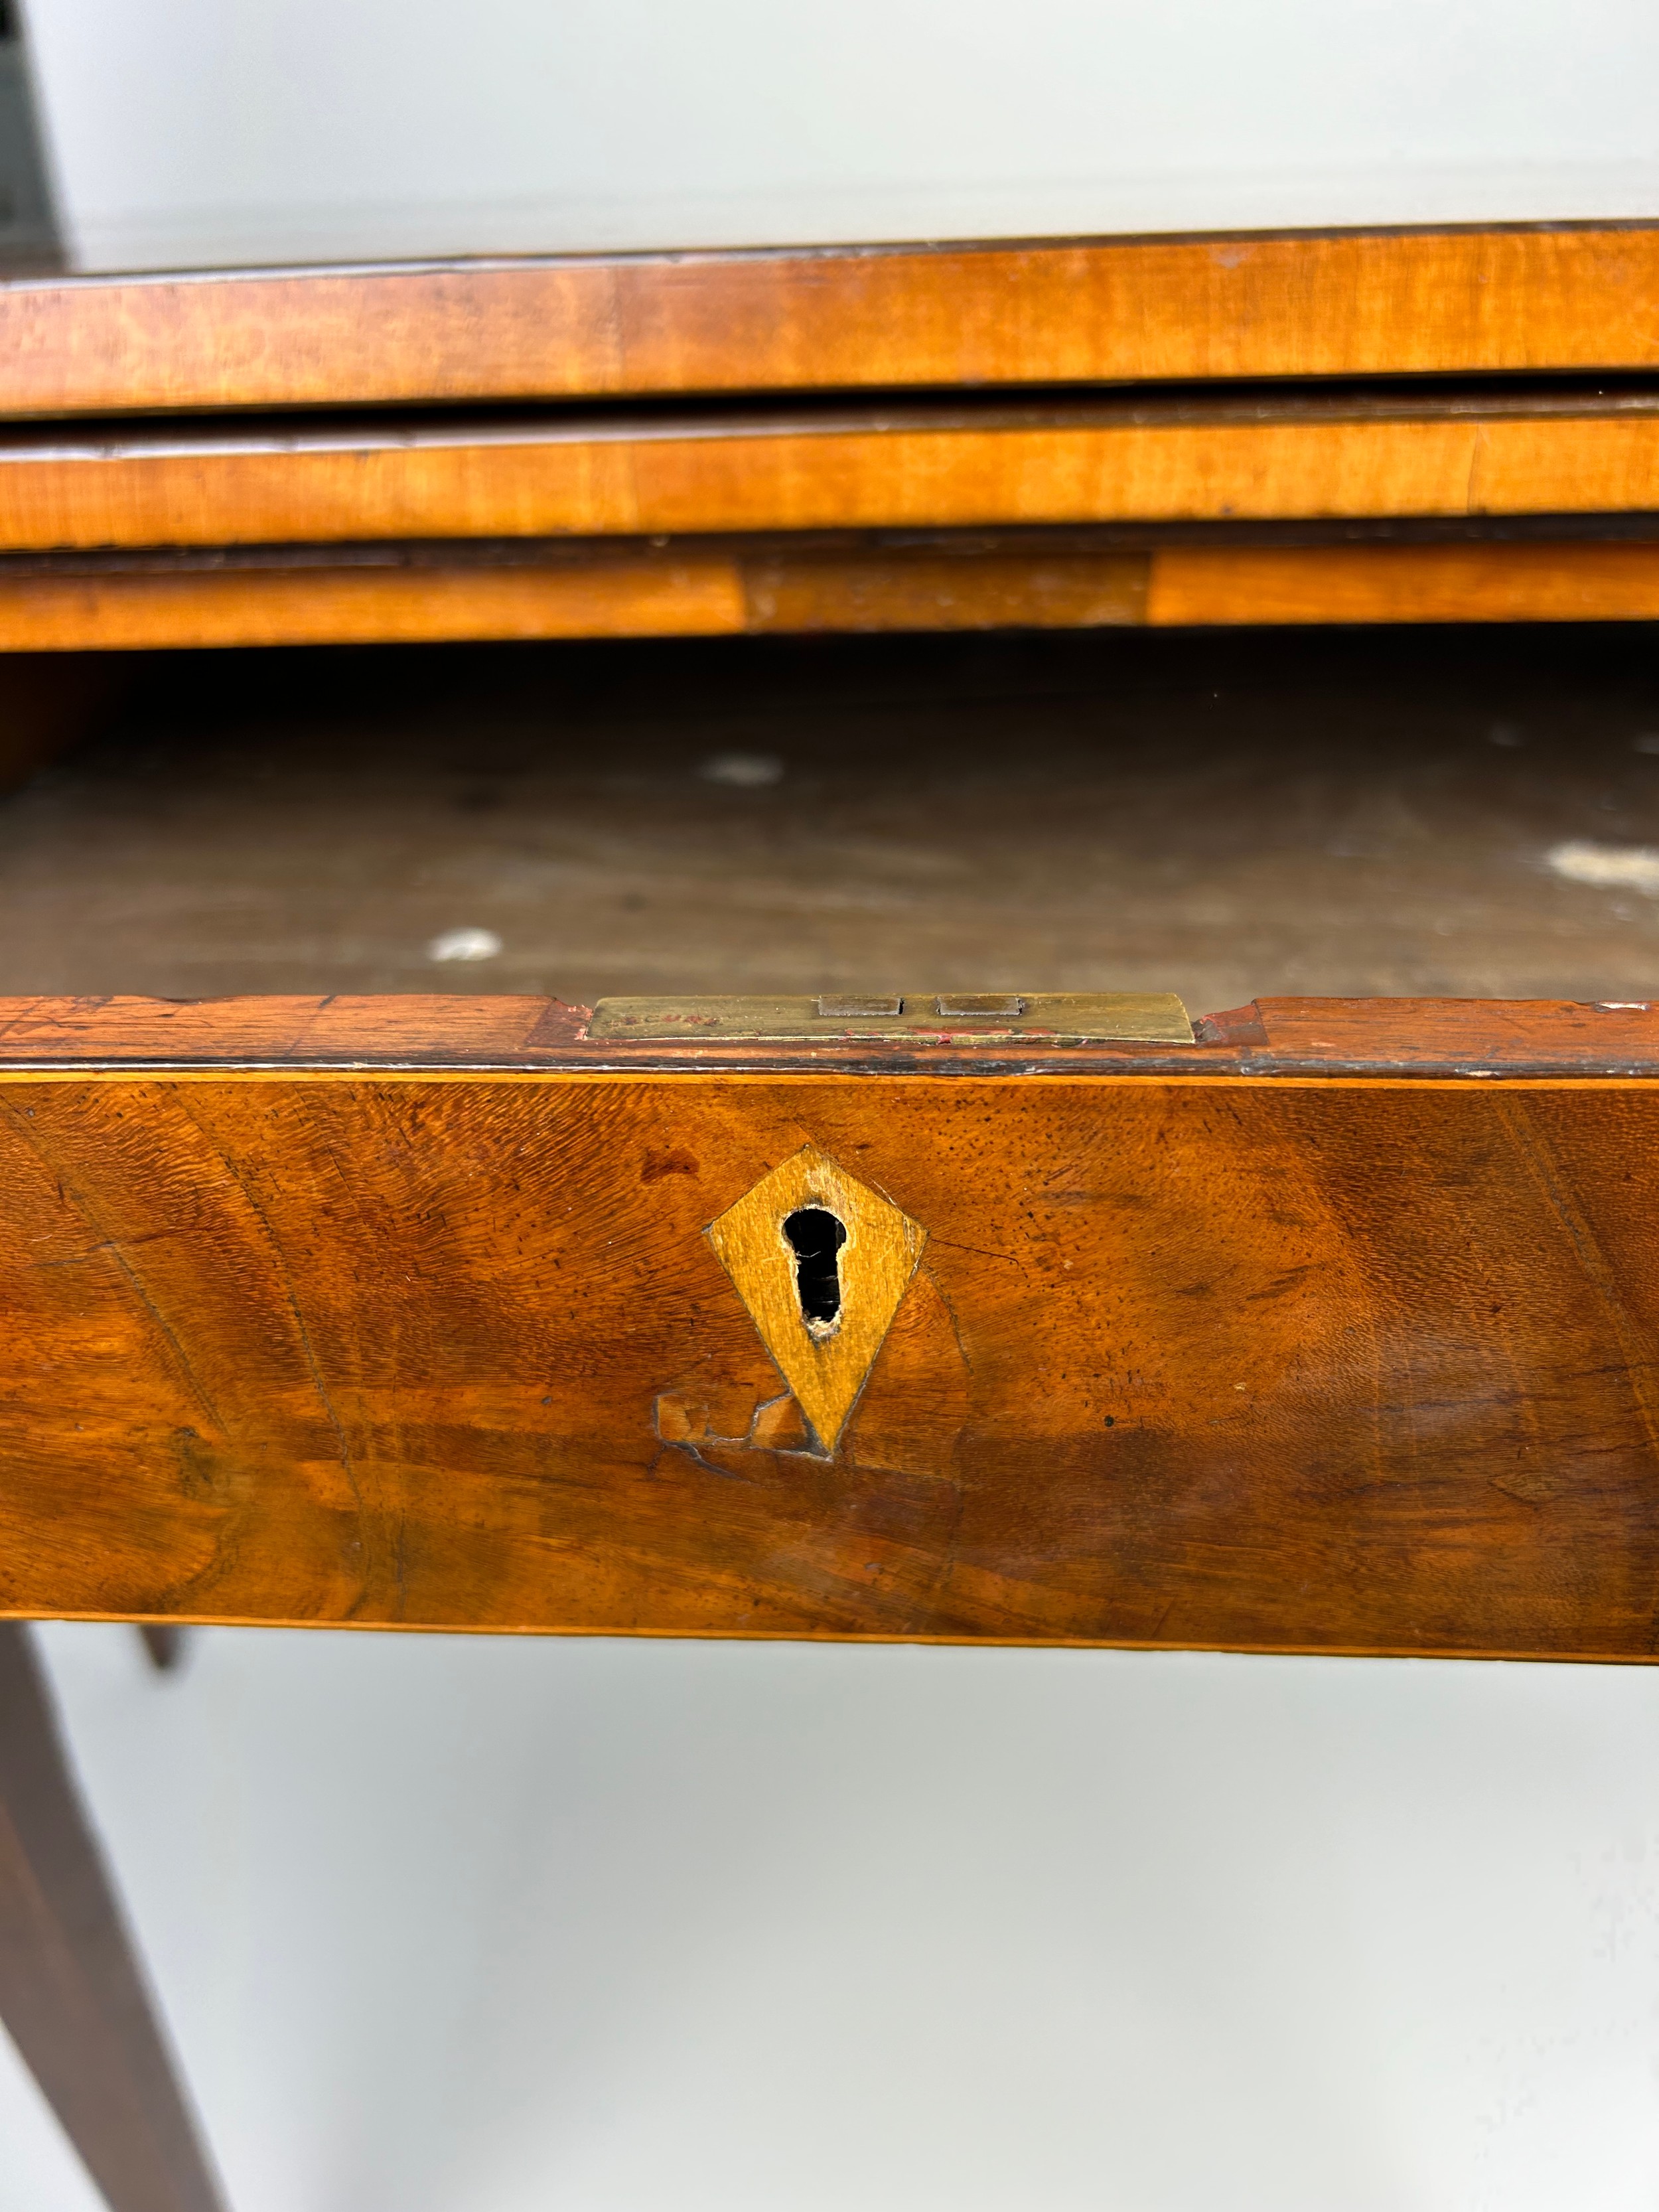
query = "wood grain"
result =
(0, 994, 1654, 1076)
(1, 227, 1658, 417)
(1, 401, 1656, 553)
(0, 1067, 1651, 1655)
(0, 552, 747, 649)
(1150, 540, 1659, 624)
(740, 543, 1149, 632)
(11, 537, 1659, 650)
(1, 1000, 1658, 1656)
(0, 542, 1149, 650)
(0, 1625, 226, 2212)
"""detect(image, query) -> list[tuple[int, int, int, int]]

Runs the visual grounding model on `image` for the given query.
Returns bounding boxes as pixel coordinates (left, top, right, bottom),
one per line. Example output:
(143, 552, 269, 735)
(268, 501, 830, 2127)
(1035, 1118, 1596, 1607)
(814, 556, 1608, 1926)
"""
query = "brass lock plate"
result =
(587, 992, 1193, 1043)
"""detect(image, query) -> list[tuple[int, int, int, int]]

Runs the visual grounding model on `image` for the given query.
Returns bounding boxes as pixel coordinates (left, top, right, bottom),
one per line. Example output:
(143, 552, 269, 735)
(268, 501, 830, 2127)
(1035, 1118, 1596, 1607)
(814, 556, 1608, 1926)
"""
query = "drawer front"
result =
(1, 1069, 1655, 1657)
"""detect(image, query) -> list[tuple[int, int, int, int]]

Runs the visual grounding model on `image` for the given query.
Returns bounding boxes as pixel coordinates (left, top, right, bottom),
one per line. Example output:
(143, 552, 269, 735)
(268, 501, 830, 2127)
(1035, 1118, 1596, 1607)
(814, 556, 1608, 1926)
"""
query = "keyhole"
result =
(782, 1207, 847, 1333)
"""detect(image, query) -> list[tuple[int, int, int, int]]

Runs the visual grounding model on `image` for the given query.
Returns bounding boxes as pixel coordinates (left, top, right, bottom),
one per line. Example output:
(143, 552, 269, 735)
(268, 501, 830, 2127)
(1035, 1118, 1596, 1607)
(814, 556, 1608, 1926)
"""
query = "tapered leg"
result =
(0, 1623, 226, 2212)
(136, 1627, 186, 1674)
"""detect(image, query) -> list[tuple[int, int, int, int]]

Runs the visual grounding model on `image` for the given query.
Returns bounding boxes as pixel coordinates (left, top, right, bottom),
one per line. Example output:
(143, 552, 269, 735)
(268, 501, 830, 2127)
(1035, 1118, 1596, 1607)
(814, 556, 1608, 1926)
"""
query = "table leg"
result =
(136, 1628, 186, 1674)
(0, 1623, 227, 2212)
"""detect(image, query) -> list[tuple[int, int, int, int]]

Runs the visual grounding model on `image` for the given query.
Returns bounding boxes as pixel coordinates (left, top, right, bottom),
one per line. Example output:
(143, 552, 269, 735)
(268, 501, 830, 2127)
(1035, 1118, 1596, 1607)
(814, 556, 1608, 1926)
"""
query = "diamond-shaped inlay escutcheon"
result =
(706, 1146, 926, 1453)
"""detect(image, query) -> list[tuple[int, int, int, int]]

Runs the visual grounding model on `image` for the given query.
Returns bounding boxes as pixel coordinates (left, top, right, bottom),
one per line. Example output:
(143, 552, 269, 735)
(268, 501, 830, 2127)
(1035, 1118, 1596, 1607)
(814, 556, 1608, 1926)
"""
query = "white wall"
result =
(19, 0, 1659, 272)
(5, 1624, 1659, 2212)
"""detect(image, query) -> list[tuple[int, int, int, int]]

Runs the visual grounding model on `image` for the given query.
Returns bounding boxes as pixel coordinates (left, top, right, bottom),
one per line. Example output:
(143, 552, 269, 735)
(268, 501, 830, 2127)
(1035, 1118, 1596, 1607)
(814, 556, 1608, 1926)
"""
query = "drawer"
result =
(1, 624, 1657, 1659)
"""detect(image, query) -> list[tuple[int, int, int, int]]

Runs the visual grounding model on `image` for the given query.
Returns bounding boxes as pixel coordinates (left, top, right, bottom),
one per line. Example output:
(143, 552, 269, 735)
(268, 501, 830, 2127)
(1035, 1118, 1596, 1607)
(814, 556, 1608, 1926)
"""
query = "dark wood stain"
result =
(0, 1623, 226, 2212)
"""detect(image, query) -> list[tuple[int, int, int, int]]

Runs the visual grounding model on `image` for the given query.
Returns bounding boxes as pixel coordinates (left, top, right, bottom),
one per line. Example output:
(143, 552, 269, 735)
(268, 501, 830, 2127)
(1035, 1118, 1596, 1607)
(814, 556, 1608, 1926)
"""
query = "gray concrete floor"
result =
(2, 625, 1658, 1012)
